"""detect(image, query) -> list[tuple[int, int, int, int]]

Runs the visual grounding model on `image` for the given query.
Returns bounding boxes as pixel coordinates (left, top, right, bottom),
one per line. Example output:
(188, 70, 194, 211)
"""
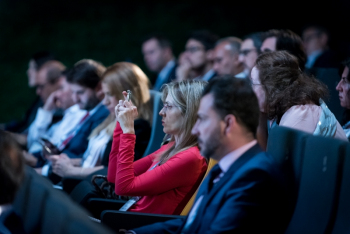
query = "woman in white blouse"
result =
(50, 62, 152, 178)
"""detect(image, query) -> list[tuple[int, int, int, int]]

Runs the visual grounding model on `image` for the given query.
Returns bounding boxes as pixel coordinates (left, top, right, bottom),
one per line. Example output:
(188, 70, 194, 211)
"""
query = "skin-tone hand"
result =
(51, 153, 73, 177)
(43, 90, 59, 111)
(22, 150, 38, 167)
(115, 91, 138, 134)
(176, 60, 192, 81)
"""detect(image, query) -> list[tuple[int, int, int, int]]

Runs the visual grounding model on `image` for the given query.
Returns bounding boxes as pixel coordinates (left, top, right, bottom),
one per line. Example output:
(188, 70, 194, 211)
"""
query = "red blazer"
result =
(107, 122, 207, 215)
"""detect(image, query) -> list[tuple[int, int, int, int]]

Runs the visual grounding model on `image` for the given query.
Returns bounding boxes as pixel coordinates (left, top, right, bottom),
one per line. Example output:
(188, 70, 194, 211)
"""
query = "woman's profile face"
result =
(159, 94, 184, 136)
(101, 82, 119, 116)
(250, 66, 266, 112)
(336, 66, 350, 109)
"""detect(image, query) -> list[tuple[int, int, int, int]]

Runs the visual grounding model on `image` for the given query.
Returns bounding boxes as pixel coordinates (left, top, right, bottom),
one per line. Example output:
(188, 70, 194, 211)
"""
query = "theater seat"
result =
(12, 166, 113, 234)
(284, 135, 347, 234)
(331, 143, 350, 234)
(142, 90, 165, 157)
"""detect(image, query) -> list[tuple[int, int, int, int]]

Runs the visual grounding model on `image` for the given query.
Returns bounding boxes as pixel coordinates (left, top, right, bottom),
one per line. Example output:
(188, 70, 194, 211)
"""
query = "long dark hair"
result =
(256, 50, 328, 122)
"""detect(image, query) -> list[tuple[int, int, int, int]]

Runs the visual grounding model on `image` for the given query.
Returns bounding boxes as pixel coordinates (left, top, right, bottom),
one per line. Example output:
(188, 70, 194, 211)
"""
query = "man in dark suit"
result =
(129, 76, 293, 234)
(38, 59, 109, 184)
(142, 33, 177, 91)
(302, 24, 340, 70)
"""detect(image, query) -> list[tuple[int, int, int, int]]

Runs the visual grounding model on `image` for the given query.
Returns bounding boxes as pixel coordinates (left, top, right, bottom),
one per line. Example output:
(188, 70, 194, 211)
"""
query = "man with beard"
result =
(127, 76, 293, 234)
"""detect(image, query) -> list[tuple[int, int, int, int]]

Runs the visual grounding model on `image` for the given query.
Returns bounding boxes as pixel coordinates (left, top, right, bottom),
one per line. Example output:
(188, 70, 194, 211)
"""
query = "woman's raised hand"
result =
(115, 91, 138, 134)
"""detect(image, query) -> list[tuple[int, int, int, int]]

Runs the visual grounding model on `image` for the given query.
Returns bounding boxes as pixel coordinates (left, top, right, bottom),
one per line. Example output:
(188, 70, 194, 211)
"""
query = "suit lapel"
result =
(186, 143, 263, 233)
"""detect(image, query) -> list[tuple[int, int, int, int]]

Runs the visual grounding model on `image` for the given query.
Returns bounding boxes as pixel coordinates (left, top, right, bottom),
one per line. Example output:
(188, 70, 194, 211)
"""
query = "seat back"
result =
(180, 158, 217, 215)
(284, 135, 346, 234)
(12, 166, 113, 234)
(142, 90, 165, 157)
(267, 126, 309, 198)
(331, 142, 350, 234)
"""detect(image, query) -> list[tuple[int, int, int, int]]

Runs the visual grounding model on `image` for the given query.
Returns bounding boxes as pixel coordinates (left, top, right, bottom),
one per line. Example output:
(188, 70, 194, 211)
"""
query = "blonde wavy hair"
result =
(89, 62, 152, 138)
(156, 80, 207, 164)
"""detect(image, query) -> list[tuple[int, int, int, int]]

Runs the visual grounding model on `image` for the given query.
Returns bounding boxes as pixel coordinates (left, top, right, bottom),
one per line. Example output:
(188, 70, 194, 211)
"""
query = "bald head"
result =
(213, 37, 244, 76)
(35, 60, 66, 103)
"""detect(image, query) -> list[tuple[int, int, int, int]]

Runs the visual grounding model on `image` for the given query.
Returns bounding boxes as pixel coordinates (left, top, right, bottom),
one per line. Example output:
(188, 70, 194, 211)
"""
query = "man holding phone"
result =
(24, 70, 87, 167)
(40, 59, 110, 184)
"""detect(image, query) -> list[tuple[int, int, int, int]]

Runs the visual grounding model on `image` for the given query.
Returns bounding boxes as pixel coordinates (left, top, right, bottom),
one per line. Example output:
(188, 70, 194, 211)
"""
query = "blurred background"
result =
(1, 0, 350, 123)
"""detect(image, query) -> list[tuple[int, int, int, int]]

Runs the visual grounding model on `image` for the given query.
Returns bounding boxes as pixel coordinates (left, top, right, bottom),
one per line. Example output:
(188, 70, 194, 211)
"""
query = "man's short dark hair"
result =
(141, 33, 173, 49)
(31, 51, 57, 71)
(66, 59, 106, 89)
(0, 130, 24, 204)
(263, 29, 307, 71)
(202, 76, 259, 136)
(188, 30, 219, 51)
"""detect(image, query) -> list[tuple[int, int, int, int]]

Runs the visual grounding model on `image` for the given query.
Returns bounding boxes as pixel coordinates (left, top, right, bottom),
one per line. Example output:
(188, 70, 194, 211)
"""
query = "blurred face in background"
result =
(336, 66, 350, 109)
(261, 37, 277, 52)
(101, 82, 118, 116)
(55, 76, 75, 110)
(213, 42, 239, 76)
(142, 38, 168, 73)
(239, 39, 259, 74)
(302, 28, 325, 56)
(35, 67, 60, 103)
(69, 83, 100, 111)
(184, 39, 207, 69)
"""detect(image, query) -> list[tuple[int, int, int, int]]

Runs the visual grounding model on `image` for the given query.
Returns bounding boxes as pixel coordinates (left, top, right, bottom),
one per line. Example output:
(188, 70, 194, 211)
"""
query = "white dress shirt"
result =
(27, 104, 87, 153)
(81, 128, 112, 168)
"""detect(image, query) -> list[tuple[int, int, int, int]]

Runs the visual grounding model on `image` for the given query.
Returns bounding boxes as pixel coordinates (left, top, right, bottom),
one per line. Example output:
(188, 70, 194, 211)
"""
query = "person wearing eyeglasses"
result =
(176, 30, 219, 82)
(250, 51, 347, 149)
(212, 37, 246, 78)
(107, 80, 208, 215)
(238, 32, 265, 78)
(301, 24, 340, 70)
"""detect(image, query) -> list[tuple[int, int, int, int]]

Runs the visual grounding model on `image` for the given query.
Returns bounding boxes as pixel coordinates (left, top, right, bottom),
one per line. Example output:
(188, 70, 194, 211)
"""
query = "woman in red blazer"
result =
(107, 80, 208, 215)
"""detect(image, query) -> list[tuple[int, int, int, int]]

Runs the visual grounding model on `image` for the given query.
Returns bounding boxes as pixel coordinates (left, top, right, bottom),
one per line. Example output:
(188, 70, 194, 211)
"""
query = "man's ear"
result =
(223, 114, 237, 135)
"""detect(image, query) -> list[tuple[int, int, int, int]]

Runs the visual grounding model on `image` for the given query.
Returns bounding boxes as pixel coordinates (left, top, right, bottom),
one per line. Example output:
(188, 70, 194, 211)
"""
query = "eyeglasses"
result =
(185, 46, 204, 53)
(162, 103, 180, 112)
(239, 48, 257, 56)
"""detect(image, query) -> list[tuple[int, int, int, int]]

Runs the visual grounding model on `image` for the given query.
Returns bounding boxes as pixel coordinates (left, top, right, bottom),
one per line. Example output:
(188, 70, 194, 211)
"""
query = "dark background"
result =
(1, 0, 350, 123)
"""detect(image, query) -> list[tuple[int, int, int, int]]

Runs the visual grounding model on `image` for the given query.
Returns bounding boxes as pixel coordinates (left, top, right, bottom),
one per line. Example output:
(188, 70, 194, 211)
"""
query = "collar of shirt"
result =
(64, 103, 86, 115)
(305, 50, 323, 68)
(235, 71, 247, 79)
(218, 140, 258, 173)
(158, 59, 176, 80)
(200, 69, 215, 81)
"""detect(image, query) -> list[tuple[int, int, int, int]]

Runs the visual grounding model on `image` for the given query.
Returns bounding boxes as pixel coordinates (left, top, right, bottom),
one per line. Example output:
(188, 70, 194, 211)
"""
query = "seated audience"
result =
(238, 31, 265, 78)
(107, 80, 208, 215)
(0, 130, 25, 234)
(23, 70, 87, 166)
(128, 76, 293, 234)
(141, 33, 177, 91)
(50, 62, 152, 179)
(302, 24, 340, 70)
(336, 58, 350, 140)
(212, 37, 245, 78)
(177, 30, 219, 81)
(4, 51, 57, 133)
(251, 51, 347, 149)
(261, 29, 307, 71)
(39, 59, 110, 183)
